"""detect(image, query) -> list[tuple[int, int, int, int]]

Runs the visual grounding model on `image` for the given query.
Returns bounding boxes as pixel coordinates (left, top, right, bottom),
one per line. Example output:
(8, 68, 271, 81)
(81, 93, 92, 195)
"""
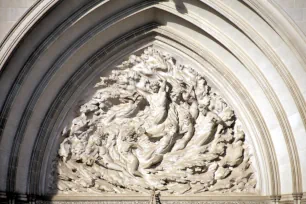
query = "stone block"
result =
(274, 0, 295, 8)
(295, 21, 306, 35)
(295, 0, 306, 8)
(0, 0, 36, 8)
(284, 8, 303, 21)
(0, 7, 27, 21)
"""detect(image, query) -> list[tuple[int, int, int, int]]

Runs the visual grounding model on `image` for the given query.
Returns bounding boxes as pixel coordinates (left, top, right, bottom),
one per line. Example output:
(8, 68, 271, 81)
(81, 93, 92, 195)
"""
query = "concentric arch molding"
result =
(1, 0, 306, 203)
(36, 201, 270, 204)
(30, 28, 274, 197)
(26, 27, 273, 197)
(20, 7, 274, 198)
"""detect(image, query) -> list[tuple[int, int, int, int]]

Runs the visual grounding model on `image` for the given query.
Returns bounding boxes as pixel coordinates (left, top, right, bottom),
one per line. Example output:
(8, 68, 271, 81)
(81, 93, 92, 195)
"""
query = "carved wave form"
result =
(50, 47, 257, 195)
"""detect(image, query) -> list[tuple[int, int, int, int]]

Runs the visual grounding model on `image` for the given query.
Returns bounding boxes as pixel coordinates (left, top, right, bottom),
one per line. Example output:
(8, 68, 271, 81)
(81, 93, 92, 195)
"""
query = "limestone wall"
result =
(274, 0, 306, 35)
(1, 1, 306, 44)
(0, 0, 36, 43)
(0, 0, 306, 203)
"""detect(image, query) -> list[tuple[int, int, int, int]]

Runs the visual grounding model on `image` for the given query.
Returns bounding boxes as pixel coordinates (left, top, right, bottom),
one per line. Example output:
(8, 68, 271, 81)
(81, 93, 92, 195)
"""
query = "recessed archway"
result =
(0, 0, 305, 203)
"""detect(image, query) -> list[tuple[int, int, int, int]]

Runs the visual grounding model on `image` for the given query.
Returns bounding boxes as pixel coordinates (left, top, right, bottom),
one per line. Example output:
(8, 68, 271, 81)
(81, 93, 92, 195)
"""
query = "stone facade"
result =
(0, 0, 37, 42)
(0, 0, 306, 204)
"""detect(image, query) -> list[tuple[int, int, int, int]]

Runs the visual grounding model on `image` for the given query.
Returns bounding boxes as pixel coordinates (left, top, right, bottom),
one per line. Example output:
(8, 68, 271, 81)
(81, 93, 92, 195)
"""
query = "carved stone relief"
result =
(49, 47, 257, 195)
(38, 201, 268, 204)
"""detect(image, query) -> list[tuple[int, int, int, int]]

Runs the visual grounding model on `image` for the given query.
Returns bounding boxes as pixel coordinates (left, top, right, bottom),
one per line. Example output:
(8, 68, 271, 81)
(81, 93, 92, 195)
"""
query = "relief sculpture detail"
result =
(50, 47, 257, 194)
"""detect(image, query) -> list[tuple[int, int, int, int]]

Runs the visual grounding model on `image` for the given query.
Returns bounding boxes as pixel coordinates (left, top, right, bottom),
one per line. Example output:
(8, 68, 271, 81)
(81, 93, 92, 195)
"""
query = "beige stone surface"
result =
(0, 0, 306, 202)
(1, 0, 306, 44)
(0, 0, 37, 44)
(273, 0, 306, 35)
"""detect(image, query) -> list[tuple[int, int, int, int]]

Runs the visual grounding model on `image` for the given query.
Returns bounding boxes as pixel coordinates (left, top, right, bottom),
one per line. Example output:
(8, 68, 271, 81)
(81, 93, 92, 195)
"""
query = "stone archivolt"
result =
(38, 202, 268, 204)
(50, 47, 256, 195)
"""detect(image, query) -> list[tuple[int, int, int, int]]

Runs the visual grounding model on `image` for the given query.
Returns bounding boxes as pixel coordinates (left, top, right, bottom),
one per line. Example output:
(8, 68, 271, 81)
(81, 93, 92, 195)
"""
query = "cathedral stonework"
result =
(50, 47, 257, 195)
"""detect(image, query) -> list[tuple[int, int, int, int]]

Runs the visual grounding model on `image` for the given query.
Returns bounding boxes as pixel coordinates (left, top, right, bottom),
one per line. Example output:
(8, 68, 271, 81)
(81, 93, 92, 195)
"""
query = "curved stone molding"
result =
(29, 23, 159, 196)
(36, 201, 269, 204)
(155, 2, 300, 195)
(0, 0, 306, 202)
(244, 0, 306, 72)
(2, 0, 111, 193)
(31, 28, 270, 196)
(202, 0, 305, 195)
(0, 0, 59, 69)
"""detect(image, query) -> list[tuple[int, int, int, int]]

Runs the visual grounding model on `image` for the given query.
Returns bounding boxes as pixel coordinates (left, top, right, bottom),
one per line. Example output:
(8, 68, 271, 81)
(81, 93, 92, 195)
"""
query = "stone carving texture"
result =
(37, 201, 267, 204)
(37, 202, 148, 204)
(50, 47, 257, 194)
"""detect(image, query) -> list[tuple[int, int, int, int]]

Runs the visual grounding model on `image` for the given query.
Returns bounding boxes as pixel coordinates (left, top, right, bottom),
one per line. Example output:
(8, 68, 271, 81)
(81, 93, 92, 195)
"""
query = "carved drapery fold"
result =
(50, 47, 257, 195)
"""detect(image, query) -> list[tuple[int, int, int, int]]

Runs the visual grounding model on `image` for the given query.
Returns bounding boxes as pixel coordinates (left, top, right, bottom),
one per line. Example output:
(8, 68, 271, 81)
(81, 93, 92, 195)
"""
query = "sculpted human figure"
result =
(214, 96, 227, 113)
(143, 122, 178, 169)
(96, 134, 126, 173)
(171, 85, 200, 152)
(162, 52, 176, 73)
(101, 127, 122, 164)
(143, 103, 179, 169)
(190, 103, 224, 147)
(171, 113, 194, 152)
(195, 76, 209, 100)
(141, 49, 168, 73)
(170, 88, 195, 152)
(115, 70, 140, 97)
(104, 95, 142, 124)
(129, 55, 155, 76)
(70, 136, 87, 161)
(154, 119, 178, 155)
(220, 140, 244, 167)
(59, 138, 71, 163)
(117, 126, 143, 177)
(220, 107, 235, 126)
(183, 85, 199, 120)
(71, 126, 94, 156)
(136, 78, 168, 125)
(81, 134, 101, 166)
